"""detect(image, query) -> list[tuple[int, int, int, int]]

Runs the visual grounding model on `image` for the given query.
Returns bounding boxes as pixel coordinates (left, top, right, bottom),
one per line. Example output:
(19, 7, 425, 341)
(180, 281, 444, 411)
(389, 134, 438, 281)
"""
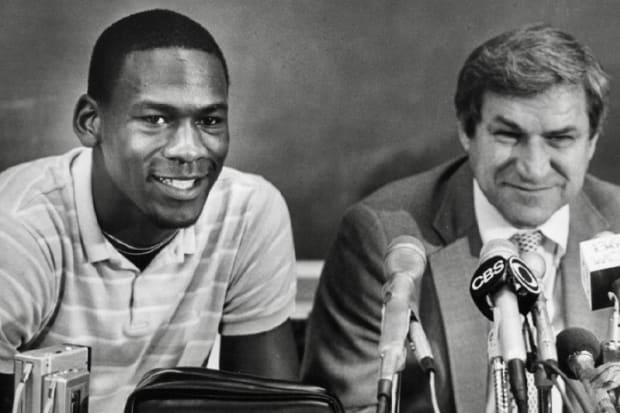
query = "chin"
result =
(495, 194, 559, 228)
(147, 199, 207, 229)
(504, 209, 552, 229)
(150, 212, 202, 229)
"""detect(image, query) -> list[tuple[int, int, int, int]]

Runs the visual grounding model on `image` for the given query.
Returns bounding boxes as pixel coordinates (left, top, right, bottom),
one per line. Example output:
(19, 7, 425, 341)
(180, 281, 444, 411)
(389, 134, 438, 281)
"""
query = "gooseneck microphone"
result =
(520, 251, 556, 413)
(556, 327, 616, 413)
(520, 251, 557, 367)
(470, 239, 540, 413)
(377, 235, 427, 413)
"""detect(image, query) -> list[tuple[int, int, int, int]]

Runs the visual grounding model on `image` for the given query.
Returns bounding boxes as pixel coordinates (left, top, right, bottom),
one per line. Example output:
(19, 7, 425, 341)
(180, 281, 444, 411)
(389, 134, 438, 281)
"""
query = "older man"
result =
(302, 24, 620, 412)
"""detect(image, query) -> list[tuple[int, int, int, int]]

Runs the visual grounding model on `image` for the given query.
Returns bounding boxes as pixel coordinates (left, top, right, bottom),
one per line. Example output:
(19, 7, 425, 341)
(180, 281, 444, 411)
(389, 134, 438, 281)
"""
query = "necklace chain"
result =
(102, 230, 178, 256)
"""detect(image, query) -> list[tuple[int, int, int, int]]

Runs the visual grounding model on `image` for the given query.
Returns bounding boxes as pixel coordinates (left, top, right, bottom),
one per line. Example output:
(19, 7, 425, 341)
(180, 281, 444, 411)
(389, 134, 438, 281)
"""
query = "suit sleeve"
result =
(301, 202, 388, 412)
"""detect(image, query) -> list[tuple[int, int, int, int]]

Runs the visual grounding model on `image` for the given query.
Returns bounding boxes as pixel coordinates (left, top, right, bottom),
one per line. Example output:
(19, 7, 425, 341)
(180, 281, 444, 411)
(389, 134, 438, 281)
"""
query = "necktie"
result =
(510, 231, 544, 413)
(511, 231, 543, 254)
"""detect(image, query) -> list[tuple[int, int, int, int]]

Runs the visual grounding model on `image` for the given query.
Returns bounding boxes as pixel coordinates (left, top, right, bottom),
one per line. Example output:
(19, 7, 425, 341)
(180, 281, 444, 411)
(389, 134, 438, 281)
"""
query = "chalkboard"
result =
(1, 0, 619, 258)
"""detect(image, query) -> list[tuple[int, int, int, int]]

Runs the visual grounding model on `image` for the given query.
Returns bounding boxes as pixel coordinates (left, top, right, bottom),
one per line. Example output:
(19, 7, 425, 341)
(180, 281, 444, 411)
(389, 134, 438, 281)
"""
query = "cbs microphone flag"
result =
(580, 233, 620, 310)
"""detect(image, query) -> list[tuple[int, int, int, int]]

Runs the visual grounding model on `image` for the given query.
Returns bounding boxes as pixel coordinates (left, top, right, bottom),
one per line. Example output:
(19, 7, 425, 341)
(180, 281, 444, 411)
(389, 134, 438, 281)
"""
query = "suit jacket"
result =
(301, 156, 620, 412)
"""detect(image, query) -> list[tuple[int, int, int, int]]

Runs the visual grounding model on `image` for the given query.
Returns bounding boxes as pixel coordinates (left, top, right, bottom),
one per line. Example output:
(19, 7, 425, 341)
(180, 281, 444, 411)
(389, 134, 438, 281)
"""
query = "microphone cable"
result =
(539, 360, 593, 413)
(428, 370, 442, 413)
(42, 378, 57, 413)
(11, 362, 33, 413)
(549, 373, 573, 413)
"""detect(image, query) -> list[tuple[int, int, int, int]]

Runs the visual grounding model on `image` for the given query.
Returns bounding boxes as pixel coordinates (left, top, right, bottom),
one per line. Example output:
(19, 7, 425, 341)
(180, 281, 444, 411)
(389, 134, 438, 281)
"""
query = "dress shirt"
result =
(473, 179, 569, 413)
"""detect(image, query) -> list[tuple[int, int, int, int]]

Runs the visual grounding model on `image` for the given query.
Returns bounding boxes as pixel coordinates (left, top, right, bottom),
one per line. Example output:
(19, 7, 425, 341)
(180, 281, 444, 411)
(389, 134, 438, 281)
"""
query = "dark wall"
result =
(2, 1, 619, 258)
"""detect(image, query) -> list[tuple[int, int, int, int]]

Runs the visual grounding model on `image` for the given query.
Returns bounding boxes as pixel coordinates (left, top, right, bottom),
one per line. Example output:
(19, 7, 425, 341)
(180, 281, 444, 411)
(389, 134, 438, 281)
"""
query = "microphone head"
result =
(520, 251, 546, 281)
(556, 327, 600, 379)
(580, 232, 620, 310)
(384, 235, 426, 277)
(479, 239, 518, 263)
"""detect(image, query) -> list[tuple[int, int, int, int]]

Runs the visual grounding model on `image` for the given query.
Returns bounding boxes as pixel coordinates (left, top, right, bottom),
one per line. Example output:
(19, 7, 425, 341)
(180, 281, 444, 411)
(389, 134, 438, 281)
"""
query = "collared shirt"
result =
(473, 179, 569, 413)
(473, 179, 569, 328)
(0, 147, 296, 413)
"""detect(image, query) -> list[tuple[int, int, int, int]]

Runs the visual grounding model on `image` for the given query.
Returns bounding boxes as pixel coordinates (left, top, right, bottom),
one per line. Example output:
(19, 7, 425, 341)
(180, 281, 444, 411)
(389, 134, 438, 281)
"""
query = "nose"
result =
(162, 120, 207, 163)
(514, 138, 551, 182)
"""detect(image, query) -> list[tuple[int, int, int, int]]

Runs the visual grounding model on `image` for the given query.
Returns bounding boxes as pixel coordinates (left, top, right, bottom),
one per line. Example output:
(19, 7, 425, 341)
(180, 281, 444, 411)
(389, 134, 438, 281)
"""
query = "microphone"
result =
(488, 307, 510, 412)
(377, 235, 427, 410)
(520, 251, 557, 366)
(470, 239, 540, 413)
(556, 327, 616, 413)
(580, 231, 620, 311)
(580, 231, 620, 362)
(520, 251, 555, 412)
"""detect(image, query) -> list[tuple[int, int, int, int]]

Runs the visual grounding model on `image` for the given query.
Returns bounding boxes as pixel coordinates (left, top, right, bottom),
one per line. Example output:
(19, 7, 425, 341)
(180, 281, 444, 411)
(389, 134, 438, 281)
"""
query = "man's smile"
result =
(503, 182, 555, 192)
(151, 174, 209, 200)
(154, 175, 201, 190)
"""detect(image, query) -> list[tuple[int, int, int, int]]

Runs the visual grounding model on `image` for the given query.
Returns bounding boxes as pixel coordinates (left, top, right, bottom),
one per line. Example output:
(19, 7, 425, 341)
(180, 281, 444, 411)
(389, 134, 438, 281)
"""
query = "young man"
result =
(302, 24, 620, 412)
(0, 9, 298, 412)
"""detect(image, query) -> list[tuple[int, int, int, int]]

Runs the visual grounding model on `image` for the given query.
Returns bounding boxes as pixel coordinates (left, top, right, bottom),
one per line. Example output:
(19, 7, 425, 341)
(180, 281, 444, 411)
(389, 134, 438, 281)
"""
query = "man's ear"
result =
(456, 120, 471, 152)
(73, 94, 101, 147)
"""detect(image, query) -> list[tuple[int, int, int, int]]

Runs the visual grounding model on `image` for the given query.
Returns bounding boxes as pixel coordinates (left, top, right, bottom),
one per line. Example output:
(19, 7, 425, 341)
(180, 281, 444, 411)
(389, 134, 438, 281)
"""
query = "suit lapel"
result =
(430, 239, 488, 412)
(429, 162, 489, 412)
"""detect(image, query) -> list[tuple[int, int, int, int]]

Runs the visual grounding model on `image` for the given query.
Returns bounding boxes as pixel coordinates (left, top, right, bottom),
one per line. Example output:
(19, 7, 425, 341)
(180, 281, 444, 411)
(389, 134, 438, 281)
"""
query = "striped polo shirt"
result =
(0, 147, 296, 412)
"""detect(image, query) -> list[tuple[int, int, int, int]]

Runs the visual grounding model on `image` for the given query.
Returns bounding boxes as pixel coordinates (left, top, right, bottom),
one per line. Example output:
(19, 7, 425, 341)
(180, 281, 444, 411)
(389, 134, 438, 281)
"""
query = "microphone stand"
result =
(601, 291, 620, 363)
(392, 373, 401, 413)
(490, 308, 510, 413)
(534, 362, 552, 413)
(534, 358, 552, 413)
(491, 358, 509, 413)
(524, 314, 552, 413)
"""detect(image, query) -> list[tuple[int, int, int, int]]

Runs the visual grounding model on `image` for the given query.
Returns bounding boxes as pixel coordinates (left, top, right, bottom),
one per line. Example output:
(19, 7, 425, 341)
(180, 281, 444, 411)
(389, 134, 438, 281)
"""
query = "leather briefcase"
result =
(124, 367, 345, 413)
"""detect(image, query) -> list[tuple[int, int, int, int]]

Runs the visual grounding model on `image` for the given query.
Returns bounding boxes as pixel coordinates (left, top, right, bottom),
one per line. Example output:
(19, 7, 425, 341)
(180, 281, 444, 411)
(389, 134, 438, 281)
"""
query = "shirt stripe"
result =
(0, 147, 296, 413)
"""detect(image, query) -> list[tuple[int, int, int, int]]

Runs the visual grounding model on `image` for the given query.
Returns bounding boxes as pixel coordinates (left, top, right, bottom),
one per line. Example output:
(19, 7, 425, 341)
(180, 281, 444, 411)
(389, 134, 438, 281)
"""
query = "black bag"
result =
(124, 367, 345, 413)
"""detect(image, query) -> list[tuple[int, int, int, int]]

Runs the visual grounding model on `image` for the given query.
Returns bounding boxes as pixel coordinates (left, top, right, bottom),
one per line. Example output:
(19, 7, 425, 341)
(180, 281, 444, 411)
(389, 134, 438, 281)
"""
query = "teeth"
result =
(158, 177, 196, 190)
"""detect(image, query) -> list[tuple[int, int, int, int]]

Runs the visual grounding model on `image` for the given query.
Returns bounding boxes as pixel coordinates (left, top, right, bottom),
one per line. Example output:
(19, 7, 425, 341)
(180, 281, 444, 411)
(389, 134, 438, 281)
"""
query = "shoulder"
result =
(199, 167, 289, 229)
(210, 167, 286, 213)
(361, 156, 468, 210)
(343, 156, 469, 239)
(582, 174, 620, 227)
(0, 150, 83, 251)
(216, 167, 281, 197)
(0, 149, 80, 216)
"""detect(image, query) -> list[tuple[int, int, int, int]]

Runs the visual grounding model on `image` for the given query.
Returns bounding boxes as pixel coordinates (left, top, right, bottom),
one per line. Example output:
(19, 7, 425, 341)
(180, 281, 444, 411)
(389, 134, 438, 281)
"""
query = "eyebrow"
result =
(489, 115, 578, 135)
(542, 127, 578, 136)
(489, 115, 523, 131)
(133, 101, 228, 113)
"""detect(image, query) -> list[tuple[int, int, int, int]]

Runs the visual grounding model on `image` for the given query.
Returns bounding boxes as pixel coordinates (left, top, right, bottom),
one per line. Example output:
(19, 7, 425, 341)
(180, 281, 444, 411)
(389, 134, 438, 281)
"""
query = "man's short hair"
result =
(88, 9, 229, 104)
(454, 23, 610, 138)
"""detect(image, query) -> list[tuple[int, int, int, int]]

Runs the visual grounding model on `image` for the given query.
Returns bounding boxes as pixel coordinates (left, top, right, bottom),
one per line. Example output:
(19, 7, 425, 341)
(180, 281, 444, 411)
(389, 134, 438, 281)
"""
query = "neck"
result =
(91, 148, 177, 247)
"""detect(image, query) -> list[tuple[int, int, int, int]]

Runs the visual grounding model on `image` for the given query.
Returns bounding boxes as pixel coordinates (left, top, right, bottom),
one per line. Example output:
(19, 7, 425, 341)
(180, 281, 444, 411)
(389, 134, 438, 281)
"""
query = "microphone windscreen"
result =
(556, 327, 600, 379)
(384, 235, 426, 276)
(479, 239, 517, 262)
(520, 251, 546, 281)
